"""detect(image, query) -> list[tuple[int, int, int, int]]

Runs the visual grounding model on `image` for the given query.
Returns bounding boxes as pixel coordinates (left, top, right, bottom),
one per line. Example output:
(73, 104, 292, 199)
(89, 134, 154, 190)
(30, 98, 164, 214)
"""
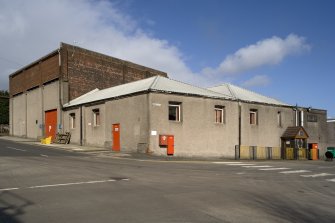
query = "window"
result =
(277, 111, 282, 127)
(70, 113, 76, 129)
(249, 109, 258, 125)
(215, 105, 225, 124)
(93, 109, 100, 126)
(307, 114, 317, 122)
(169, 102, 181, 122)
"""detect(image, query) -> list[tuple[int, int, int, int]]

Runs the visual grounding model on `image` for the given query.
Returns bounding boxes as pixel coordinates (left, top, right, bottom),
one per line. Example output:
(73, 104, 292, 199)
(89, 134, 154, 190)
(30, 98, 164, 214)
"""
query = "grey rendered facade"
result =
(9, 44, 330, 159)
(61, 76, 329, 158)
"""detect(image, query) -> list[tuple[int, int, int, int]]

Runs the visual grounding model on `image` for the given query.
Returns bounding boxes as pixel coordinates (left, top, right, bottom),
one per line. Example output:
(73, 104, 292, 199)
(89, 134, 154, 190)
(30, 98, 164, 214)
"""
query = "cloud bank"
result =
(202, 34, 311, 76)
(0, 0, 310, 91)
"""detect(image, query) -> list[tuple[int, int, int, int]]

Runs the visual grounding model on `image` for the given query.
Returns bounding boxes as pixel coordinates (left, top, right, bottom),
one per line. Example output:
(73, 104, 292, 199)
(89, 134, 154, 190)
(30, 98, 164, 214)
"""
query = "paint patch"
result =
(259, 167, 290, 171)
(0, 188, 19, 191)
(280, 170, 311, 174)
(301, 173, 334, 178)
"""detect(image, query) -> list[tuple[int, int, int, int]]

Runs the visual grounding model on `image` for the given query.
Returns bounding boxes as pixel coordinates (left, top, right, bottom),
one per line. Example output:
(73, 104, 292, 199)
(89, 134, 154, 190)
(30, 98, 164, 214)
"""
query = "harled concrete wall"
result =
(148, 93, 239, 158)
(240, 103, 294, 148)
(10, 81, 60, 140)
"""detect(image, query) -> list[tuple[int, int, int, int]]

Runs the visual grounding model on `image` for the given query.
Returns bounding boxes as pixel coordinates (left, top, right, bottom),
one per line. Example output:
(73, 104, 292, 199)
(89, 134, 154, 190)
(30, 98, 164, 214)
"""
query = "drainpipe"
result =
(80, 106, 83, 146)
(238, 101, 241, 147)
(300, 110, 304, 127)
(58, 49, 63, 134)
(295, 104, 298, 126)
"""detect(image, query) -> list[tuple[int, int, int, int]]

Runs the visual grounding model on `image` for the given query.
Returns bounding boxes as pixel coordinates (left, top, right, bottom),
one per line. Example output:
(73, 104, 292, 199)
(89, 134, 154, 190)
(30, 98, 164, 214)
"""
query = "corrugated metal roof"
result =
(208, 83, 289, 106)
(63, 76, 233, 108)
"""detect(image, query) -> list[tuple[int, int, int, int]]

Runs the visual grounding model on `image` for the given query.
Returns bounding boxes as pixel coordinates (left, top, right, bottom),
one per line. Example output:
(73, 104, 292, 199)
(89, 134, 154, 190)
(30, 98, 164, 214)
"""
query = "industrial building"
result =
(9, 43, 330, 159)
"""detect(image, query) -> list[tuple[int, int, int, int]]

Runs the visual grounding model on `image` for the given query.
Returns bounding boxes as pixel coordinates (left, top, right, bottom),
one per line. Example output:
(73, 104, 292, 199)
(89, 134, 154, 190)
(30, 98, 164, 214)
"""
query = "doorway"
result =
(45, 109, 57, 140)
(112, 124, 120, 151)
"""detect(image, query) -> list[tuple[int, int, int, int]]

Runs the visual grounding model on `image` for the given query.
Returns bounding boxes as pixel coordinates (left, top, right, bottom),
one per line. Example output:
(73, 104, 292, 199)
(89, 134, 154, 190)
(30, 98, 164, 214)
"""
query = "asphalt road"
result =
(1, 138, 335, 223)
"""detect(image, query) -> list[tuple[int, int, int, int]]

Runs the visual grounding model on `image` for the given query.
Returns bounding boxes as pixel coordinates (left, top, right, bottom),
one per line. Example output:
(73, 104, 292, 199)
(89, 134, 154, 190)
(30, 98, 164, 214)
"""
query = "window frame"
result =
(214, 105, 225, 124)
(69, 113, 76, 129)
(277, 111, 282, 127)
(249, 109, 258, 125)
(168, 102, 181, 122)
(92, 108, 100, 127)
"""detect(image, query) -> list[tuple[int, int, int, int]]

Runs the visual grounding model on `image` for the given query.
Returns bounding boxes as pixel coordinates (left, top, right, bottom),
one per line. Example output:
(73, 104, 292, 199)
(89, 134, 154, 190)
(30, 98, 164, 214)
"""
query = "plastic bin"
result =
(327, 147, 335, 157)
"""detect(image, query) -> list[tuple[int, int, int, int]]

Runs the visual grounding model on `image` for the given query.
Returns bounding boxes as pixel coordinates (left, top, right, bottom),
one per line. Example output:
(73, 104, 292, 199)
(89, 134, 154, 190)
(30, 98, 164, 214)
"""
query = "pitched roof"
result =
(281, 126, 309, 139)
(63, 76, 233, 108)
(208, 83, 289, 106)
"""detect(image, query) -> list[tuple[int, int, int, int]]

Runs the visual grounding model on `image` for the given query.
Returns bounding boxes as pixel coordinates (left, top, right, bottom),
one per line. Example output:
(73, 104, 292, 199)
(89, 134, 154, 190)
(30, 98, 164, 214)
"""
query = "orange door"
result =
(45, 109, 57, 140)
(112, 124, 120, 151)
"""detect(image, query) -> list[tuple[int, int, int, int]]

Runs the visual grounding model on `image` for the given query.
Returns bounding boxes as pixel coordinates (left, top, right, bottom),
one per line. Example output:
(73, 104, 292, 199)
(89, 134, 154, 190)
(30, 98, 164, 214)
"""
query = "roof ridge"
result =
(226, 83, 237, 99)
(229, 83, 287, 104)
(148, 75, 160, 90)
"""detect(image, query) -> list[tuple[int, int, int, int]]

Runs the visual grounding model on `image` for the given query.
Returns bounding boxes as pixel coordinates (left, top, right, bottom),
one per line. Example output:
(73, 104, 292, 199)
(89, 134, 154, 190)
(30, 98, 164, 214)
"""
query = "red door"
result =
(45, 109, 57, 140)
(112, 124, 120, 151)
(167, 135, 174, 155)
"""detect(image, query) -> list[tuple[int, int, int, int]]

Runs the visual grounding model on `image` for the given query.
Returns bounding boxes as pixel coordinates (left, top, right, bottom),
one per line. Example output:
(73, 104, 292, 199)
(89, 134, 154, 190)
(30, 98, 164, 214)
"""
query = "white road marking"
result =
(28, 179, 118, 189)
(226, 163, 255, 166)
(40, 154, 48, 157)
(326, 179, 335, 182)
(280, 170, 311, 174)
(6, 146, 26, 152)
(212, 162, 243, 164)
(259, 167, 291, 171)
(0, 187, 19, 191)
(242, 165, 273, 168)
(301, 173, 335, 178)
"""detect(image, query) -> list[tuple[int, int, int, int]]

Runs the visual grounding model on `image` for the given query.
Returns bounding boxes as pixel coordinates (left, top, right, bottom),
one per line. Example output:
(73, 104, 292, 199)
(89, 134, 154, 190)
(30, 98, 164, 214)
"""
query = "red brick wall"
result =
(61, 43, 167, 100)
(9, 53, 59, 96)
(10, 43, 168, 100)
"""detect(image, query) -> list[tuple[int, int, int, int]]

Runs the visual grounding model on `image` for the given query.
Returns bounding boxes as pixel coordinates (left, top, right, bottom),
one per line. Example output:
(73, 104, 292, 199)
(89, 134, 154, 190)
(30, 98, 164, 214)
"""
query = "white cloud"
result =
(202, 34, 311, 76)
(0, 0, 201, 90)
(241, 75, 270, 88)
(0, 1, 311, 91)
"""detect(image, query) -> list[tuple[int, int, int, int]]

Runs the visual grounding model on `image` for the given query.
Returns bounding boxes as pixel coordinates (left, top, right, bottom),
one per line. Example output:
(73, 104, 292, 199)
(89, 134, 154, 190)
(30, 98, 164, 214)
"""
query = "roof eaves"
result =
(9, 49, 59, 78)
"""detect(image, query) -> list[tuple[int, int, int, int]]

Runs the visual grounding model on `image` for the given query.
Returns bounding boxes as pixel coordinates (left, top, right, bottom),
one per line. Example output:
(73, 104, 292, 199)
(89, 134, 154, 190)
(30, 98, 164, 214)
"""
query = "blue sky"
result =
(0, 0, 334, 117)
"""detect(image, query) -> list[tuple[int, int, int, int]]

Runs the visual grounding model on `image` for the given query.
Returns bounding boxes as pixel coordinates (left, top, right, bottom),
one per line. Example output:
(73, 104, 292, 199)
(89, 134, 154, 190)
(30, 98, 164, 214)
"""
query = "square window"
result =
(169, 102, 181, 122)
(93, 109, 100, 126)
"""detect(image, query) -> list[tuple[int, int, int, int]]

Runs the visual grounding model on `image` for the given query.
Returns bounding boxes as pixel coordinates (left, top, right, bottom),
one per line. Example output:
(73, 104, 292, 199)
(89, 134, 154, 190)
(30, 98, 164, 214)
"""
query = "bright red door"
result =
(112, 124, 120, 151)
(167, 135, 174, 155)
(45, 109, 57, 140)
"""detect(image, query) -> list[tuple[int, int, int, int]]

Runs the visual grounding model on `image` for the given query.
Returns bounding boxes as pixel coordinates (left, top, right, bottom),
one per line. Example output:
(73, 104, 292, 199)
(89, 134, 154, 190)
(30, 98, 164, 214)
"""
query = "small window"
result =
(215, 105, 225, 124)
(250, 109, 258, 125)
(169, 102, 181, 122)
(307, 114, 317, 122)
(93, 109, 100, 126)
(277, 111, 282, 127)
(70, 113, 76, 129)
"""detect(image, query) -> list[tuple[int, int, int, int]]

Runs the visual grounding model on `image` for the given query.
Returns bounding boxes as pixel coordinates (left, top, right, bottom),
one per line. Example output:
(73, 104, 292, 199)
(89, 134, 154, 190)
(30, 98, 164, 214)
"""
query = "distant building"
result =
(327, 119, 335, 146)
(8, 43, 330, 159)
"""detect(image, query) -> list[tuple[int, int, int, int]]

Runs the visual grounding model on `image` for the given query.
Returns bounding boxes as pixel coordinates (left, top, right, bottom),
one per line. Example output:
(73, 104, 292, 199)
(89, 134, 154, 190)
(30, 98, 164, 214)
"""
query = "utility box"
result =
(159, 135, 168, 146)
(167, 135, 174, 156)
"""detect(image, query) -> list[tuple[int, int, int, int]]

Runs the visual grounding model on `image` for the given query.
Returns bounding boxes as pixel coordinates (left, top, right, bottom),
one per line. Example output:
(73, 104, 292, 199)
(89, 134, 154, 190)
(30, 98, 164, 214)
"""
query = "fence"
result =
(235, 145, 283, 160)
(235, 145, 309, 160)
(0, 124, 9, 135)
